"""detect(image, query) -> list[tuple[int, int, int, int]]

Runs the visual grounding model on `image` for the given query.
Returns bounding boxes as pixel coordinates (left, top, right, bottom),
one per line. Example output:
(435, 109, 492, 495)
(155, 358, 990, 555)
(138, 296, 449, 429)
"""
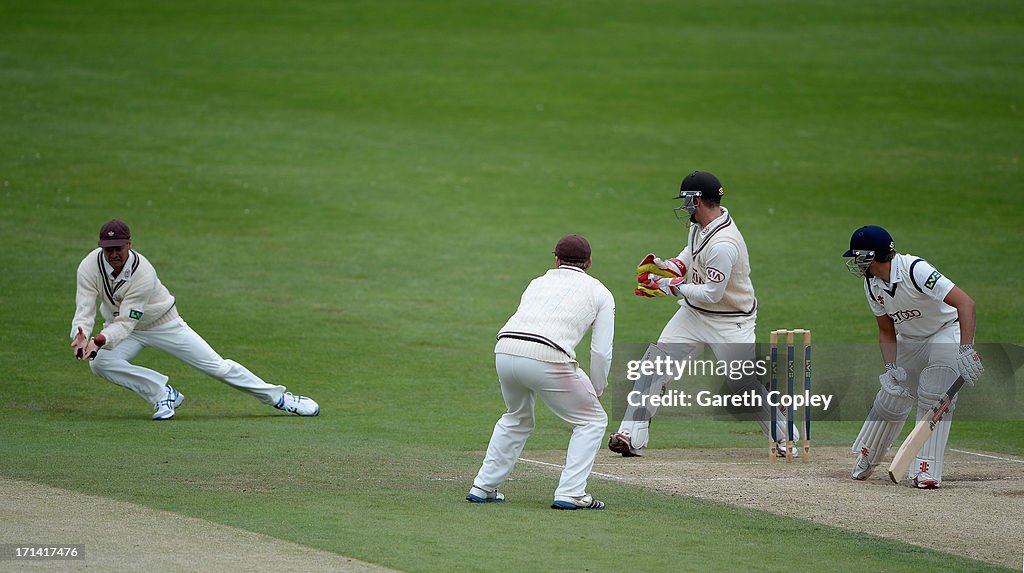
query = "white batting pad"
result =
(851, 387, 913, 459)
(911, 364, 960, 482)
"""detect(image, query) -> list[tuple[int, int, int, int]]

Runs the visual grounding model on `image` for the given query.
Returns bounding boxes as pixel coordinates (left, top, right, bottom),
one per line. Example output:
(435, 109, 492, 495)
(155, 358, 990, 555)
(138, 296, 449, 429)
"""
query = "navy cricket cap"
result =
(843, 225, 894, 257)
(98, 219, 131, 247)
(676, 171, 724, 201)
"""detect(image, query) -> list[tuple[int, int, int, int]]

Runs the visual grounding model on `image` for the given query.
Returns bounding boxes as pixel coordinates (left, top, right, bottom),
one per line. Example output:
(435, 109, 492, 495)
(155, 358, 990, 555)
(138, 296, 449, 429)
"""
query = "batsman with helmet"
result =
(609, 171, 792, 457)
(843, 225, 982, 488)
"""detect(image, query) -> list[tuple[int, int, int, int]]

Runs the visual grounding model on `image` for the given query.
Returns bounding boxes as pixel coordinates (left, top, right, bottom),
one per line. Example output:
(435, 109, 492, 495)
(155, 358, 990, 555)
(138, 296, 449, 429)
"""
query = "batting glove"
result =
(957, 344, 983, 386)
(878, 362, 910, 398)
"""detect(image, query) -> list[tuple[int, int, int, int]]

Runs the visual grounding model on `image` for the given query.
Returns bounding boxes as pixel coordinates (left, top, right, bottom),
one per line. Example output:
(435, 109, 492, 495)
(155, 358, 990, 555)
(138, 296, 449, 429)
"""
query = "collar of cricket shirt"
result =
(869, 252, 906, 294)
(698, 206, 730, 237)
(102, 249, 136, 281)
(885, 253, 909, 284)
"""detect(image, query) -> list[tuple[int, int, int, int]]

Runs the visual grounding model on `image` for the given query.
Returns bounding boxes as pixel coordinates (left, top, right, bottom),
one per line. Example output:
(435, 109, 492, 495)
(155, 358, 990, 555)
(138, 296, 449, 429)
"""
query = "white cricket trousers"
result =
(89, 318, 286, 407)
(618, 303, 789, 443)
(473, 353, 608, 498)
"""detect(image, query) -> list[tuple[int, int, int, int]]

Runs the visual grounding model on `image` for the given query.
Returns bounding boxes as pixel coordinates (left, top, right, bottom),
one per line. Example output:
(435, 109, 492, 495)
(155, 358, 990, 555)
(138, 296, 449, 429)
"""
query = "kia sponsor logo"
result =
(706, 267, 725, 283)
(888, 309, 922, 323)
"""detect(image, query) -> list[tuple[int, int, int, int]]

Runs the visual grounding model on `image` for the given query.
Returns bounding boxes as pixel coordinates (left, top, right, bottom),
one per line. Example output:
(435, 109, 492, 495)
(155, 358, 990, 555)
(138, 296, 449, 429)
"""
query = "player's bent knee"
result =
(89, 353, 117, 377)
(872, 389, 914, 420)
(918, 365, 958, 403)
(501, 412, 535, 429)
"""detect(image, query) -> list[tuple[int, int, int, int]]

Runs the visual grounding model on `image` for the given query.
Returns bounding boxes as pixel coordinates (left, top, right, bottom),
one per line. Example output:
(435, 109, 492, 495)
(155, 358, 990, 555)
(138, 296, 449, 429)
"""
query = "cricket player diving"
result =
(70, 219, 320, 420)
(467, 234, 613, 510)
(843, 225, 982, 488)
(609, 171, 792, 457)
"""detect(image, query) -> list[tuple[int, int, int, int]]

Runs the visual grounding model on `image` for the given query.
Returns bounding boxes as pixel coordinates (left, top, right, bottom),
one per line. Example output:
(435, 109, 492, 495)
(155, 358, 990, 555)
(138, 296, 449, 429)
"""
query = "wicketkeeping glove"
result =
(878, 362, 910, 398)
(635, 271, 666, 297)
(636, 272, 686, 297)
(635, 254, 686, 297)
(957, 344, 983, 386)
(636, 253, 687, 279)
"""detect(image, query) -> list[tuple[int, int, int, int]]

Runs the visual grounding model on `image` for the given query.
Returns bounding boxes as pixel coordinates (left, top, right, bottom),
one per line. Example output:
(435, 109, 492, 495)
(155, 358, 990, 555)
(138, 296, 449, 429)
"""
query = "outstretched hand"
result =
(72, 327, 89, 360)
(72, 328, 105, 361)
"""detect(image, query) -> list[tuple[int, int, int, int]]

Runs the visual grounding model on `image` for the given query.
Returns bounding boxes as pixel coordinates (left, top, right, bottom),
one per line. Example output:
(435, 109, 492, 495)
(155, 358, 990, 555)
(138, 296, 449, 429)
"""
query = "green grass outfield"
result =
(1, 1, 1022, 571)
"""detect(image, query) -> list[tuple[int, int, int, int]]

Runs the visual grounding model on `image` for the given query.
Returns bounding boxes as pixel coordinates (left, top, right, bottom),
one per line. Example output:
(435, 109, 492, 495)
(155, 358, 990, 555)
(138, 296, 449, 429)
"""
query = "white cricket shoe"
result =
(466, 485, 505, 503)
(551, 494, 605, 510)
(274, 392, 320, 416)
(851, 451, 874, 480)
(153, 385, 184, 420)
(911, 472, 940, 489)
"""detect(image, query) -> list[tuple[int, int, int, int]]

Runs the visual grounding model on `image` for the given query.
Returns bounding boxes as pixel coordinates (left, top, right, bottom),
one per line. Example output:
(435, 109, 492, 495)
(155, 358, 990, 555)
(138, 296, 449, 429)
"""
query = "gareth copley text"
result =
(627, 389, 833, 411)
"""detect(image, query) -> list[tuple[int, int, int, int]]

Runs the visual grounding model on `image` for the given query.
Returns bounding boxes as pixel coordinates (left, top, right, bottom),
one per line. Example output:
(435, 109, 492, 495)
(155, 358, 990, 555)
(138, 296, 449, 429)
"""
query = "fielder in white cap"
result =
(609, 171, 792, 457)
(70, 219, 320, 420)
(843, 225, 982, 488)
(467, 234, 614, 510)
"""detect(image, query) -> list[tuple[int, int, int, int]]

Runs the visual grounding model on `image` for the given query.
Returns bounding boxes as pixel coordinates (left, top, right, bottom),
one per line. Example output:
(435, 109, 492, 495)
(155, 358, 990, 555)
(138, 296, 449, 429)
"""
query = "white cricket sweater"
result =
(496, 265, 615, 391)
(70, 248, 179, 349)
(677, 208, 757, 316)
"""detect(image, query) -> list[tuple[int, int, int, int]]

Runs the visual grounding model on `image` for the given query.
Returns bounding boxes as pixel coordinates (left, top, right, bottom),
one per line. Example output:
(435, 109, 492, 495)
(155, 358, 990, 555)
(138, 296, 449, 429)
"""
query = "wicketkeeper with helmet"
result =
(609, 171, 792, 457)
(843, 225, 982, 488)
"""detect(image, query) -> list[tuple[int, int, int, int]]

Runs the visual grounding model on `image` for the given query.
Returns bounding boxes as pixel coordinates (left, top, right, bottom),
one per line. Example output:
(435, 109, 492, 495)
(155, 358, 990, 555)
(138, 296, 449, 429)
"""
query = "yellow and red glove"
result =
(636, 272, 686, 297)
(635, 254, 686, 297)
(636, 253, 686, 278)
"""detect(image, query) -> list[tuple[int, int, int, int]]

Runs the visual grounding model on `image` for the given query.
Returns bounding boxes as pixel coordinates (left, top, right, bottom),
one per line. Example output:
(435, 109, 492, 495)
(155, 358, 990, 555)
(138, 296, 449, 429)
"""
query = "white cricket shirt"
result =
(863, 253, 957, 339)
(71, 248, 178, 349)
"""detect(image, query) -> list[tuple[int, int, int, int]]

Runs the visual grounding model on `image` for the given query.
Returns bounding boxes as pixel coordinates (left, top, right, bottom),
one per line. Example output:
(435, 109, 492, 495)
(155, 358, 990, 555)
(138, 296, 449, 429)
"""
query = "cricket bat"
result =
(887, 376, 966, 484)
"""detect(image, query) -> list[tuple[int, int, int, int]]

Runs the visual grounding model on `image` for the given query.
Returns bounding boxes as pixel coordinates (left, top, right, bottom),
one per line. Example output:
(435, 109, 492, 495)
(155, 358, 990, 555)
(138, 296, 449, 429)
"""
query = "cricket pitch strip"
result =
(525, 446, 1024, 569)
